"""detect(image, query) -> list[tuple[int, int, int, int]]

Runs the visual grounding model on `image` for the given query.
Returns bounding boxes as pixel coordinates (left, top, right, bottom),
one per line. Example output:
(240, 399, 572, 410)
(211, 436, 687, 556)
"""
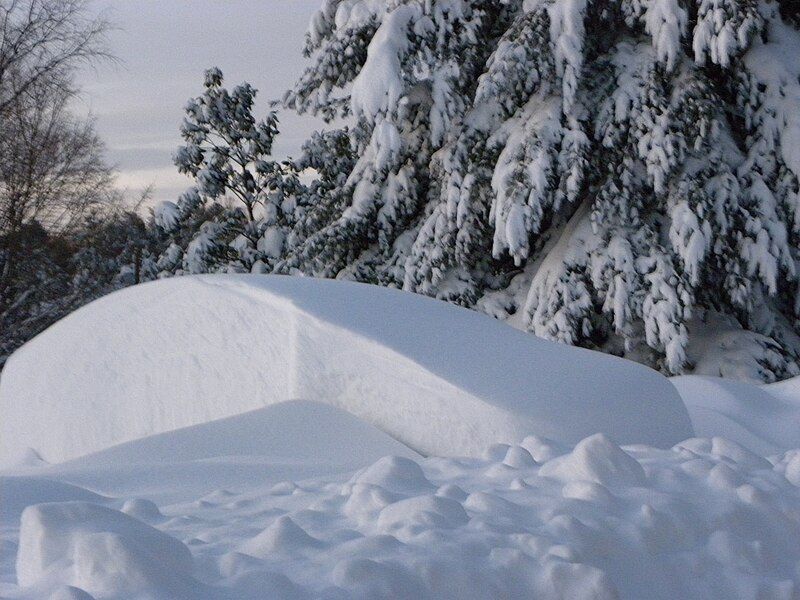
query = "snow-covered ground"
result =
(2, 412, 799, 599)
(1, 275, 800, 599)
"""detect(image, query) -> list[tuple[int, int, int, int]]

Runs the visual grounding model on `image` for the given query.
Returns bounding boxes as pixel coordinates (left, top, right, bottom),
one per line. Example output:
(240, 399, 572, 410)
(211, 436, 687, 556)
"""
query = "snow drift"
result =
(14, 401, 420, 504)
(672, 375, 800, 456)
(0, 275, 691, 462)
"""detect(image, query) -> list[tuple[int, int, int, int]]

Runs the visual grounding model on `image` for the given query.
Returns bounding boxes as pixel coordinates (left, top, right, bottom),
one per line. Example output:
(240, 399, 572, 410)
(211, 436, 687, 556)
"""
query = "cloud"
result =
(80, 0, 326, 202)
(115, 167, 192, 206)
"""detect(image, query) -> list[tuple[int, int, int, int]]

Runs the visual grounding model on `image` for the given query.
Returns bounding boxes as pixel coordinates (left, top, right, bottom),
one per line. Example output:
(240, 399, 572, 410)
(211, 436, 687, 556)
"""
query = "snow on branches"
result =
(264, 0, 800, 380)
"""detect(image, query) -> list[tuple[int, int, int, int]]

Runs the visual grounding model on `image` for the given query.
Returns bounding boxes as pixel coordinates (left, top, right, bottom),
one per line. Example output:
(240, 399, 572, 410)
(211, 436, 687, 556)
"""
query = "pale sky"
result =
(78, 1, 325, 205)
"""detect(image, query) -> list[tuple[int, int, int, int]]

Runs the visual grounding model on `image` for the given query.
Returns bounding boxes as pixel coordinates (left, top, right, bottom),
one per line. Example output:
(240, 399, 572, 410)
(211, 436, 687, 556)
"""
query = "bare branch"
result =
(0, 0, 113, 117)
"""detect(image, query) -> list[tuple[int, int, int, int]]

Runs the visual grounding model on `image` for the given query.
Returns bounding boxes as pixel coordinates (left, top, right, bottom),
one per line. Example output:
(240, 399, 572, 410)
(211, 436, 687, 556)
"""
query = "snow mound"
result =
(120, 499, 163, 523)
(350, 456, 434, 495)
(672, 375, 800, 455)
(0, 275, 692, 462)
(239, 515, 324, 557)
(376, 493, 469, 534)
(538, 433, 646, 487)
(16, 502, 196, 597)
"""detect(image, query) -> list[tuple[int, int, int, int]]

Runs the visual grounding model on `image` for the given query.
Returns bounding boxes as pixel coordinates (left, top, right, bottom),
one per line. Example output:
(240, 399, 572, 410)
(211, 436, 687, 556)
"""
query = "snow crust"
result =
(0, 275, 692, 462)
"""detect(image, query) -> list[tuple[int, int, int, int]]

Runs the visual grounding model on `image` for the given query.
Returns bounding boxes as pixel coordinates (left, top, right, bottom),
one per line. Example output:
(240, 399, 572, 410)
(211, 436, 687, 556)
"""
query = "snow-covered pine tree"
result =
(156, 68, 302, 276)
(284, 0, 516, 286)
(277, 128, 358, 276)
(283, 0, 800, 381)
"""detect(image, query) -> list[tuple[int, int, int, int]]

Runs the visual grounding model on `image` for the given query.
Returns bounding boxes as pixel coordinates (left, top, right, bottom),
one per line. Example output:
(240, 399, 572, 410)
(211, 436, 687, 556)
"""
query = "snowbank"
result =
(672, 375, 800, 455)
(0, 275, 692, 462)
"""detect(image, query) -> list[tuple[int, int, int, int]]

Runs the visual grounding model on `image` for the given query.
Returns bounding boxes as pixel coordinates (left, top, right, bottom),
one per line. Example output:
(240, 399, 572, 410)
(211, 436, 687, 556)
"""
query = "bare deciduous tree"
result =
(0, 80, 114, 234)
(0, 0, 114, 313)
(0, 0, 111, 118)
